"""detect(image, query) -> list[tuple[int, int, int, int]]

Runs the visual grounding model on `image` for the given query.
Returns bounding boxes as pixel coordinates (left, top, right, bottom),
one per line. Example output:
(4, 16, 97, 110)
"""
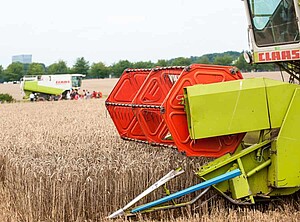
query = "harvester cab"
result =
(243, 0, 300, 82)
(107, 0, 300, 219)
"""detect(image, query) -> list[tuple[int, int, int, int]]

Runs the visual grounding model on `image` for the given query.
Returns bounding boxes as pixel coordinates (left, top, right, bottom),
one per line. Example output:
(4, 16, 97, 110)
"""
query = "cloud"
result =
(106, 15, 146, 25)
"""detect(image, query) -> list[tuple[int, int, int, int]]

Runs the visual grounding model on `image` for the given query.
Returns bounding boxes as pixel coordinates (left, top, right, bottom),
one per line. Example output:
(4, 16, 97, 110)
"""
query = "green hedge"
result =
(0, 94, 15, 103)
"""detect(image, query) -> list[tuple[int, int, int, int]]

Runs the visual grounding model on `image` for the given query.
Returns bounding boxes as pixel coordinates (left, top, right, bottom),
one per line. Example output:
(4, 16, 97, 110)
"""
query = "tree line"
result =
(0, 51, 278, 82)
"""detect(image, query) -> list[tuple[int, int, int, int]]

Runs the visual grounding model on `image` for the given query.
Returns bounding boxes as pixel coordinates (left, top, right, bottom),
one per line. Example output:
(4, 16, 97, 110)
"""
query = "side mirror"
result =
(243, 51, 253, 64)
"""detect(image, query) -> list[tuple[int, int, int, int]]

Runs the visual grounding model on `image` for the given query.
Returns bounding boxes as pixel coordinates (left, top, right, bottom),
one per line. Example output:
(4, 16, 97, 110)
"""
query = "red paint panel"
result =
(106, 65, 246, 158)
(106, 69, 150, 141)
(162, 64, 245, 157)
(132, 67, 184, 145)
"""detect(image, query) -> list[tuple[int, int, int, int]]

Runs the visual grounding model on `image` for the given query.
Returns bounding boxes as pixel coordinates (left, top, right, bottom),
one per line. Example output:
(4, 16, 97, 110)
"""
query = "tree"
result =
(170, 57, 191, 66)
(213, 55, 234, 66)
(195, 56, 211, 64)
(191, 51, 241, 64)
(111, 60, 133, 77)
(23, 63, 30, 75)
(89, 62, 110, 79)
(132, 61, 154, 69)
(4, 62, 25, 81)
(71, 57, 90, 74)
(27, 63, 46, 75)
(155, 59, 169, 67)
(47, 60, 69, 74)
(0, 65, 4, 82)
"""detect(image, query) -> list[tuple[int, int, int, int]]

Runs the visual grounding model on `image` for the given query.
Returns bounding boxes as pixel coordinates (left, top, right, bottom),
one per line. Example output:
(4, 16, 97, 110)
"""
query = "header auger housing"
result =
(106, 64, 244, 157)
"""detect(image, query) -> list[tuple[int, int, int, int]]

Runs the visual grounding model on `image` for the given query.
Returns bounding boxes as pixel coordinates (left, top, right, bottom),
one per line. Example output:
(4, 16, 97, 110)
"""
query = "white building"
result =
(12, 55, 32, 64)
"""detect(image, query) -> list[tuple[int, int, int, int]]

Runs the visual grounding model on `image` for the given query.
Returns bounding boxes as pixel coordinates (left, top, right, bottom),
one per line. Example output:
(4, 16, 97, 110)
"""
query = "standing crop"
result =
(0, 99, 299, 221)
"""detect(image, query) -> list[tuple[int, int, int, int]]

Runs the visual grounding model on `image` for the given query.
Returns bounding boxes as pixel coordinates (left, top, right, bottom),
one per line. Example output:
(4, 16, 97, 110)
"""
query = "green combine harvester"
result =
(21, 74, 85, 100)
(107, 0, 300, 218)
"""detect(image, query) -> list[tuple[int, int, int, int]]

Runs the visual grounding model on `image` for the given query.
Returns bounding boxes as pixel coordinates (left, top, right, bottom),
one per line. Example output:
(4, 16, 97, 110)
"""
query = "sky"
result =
(0, 0, 249, 68)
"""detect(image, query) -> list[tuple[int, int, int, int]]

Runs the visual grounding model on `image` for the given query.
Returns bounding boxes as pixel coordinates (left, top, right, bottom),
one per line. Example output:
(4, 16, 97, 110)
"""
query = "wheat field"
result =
(0, 78, 119, 101)
(0, 74, 300, 221)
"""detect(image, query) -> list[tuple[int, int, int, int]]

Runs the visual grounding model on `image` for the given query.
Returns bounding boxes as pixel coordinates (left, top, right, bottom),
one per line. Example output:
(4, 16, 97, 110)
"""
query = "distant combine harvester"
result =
(20, 74, 85, 101)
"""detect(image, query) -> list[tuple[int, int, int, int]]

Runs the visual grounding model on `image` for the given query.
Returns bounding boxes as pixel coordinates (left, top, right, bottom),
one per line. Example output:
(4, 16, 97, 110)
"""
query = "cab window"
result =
(248, 0, 300, 46)
(71, 76, 82, 88)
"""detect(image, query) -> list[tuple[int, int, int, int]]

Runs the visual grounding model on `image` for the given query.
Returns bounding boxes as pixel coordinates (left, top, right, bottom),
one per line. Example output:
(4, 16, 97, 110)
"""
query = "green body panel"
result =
(264, 79, 297, 128)
(197, 140, 300, 203)
(230, 159, 252, 200)
(24, 81, 65, 95)
(269, 88, 300, 187)
(185, 78, 300, 202)
(253, 52, 259, 63)
(184, 78, 299, 139)
(184, 78, 270, 139)
(230, 174, 251, 199)
(197, 142, 271, 198)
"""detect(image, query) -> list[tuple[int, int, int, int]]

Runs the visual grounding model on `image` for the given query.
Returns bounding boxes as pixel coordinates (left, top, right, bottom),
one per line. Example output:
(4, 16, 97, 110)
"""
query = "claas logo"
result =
(56, 80, 70, 84)
(258, 49, 300, 62)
